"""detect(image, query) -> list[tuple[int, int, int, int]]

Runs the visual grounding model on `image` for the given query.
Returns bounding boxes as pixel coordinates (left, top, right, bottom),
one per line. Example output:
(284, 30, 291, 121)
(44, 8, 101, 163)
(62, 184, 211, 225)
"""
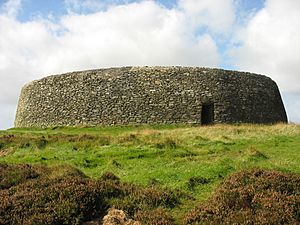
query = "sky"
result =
(0, 0, 299, 129)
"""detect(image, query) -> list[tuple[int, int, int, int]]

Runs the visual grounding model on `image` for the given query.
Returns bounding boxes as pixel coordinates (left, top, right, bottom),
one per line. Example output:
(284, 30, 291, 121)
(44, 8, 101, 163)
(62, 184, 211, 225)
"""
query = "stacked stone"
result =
(14, 66, 287, 127)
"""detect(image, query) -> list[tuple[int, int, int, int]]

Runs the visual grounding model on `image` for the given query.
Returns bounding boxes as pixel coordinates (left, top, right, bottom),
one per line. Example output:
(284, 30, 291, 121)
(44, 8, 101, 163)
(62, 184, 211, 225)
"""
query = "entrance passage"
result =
(201, 103, 214, 125)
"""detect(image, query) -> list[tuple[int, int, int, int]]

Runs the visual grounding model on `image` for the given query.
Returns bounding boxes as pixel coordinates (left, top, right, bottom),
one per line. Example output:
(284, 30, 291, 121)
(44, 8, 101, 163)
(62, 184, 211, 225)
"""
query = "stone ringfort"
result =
(15, 66, 287, 127)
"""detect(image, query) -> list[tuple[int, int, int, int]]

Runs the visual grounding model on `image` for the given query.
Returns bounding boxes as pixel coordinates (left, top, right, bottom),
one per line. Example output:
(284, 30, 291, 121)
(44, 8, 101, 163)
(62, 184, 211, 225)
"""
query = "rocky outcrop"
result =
(102, 209, 140, 225)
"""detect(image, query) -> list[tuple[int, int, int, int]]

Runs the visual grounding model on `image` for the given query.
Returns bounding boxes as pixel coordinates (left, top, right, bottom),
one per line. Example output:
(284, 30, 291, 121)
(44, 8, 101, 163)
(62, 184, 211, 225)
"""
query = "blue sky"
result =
(17, 0, 67, 21)
(0, 0, 299, 129)
(14, 0, 266, 19)
(15, 0, 265, 22)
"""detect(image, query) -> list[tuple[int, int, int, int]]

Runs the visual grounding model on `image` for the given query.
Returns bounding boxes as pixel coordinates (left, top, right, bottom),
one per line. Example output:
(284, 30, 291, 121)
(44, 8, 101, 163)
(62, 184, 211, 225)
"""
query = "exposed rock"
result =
(102, 209, 141, 225)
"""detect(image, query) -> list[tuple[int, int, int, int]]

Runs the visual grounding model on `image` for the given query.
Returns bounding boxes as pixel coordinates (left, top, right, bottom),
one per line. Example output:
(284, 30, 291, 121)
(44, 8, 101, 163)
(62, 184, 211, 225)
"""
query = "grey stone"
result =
(14, 66, 287, 127)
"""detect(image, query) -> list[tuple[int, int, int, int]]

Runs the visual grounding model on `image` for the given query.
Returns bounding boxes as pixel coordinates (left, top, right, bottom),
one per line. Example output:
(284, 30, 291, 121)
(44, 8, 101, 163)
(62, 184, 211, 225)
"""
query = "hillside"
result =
(0, 124, 299, 224)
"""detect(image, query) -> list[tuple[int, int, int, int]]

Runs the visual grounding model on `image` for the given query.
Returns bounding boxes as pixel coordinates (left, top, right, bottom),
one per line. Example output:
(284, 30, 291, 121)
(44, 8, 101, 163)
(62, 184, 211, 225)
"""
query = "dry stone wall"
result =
(14, 67, 287, 127)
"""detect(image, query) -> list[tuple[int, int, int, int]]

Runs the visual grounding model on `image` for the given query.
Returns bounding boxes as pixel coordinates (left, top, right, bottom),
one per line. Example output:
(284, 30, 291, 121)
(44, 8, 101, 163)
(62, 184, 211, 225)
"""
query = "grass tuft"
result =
(187, 176, 210, 190)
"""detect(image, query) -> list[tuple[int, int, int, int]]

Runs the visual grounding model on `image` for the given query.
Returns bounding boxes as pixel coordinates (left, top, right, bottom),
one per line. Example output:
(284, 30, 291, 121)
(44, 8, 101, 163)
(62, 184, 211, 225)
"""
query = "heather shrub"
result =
(99, 178, 180, 217)
(134, 209, 175, 225)
(187, 176, 210, 190)
(0, 163, 39, 189)
(131, 186, 180, 208)
(97, 173, 180, 219)
(184, 169, 300, 225)
(0, 176, 106, 225)
(0, 164, 106, 225)
(0, 164, 180, 224)
(100, 171, 121, 181)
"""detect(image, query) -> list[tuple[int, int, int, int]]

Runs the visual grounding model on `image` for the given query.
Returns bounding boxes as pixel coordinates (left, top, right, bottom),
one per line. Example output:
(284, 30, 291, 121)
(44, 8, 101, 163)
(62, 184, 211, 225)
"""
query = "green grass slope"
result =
(0, 124, 299, 223)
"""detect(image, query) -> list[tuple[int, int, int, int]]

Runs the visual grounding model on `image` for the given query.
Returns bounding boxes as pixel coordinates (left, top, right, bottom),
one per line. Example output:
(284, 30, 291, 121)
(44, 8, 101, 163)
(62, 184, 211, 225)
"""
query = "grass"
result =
(1, 123, 300, 222)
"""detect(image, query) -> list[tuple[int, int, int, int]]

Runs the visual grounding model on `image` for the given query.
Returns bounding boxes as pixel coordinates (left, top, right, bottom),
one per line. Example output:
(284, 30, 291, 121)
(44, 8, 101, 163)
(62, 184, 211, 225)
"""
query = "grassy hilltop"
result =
(0, 124, 299, 224)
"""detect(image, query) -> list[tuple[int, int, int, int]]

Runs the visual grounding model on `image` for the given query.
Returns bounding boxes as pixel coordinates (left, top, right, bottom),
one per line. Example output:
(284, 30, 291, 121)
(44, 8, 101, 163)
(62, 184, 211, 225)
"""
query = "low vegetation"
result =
(0, 163, 179, 224)
(0, 123, 300, 224)
(184, 169, 300, 224)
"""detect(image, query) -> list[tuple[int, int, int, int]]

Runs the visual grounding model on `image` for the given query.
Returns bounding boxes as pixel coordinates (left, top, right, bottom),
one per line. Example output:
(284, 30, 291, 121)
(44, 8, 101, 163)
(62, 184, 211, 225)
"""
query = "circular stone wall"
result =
(14, 67, 287, 127)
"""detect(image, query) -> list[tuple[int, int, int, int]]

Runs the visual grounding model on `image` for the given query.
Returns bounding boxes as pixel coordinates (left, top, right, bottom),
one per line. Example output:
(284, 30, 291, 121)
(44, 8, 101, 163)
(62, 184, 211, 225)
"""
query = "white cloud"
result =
(178, 0, 236, 33)
(230, 0, 300, 123)
(0, 103, 16, 129)
(0, 15, 55, 103)
(1, 0, 298, 129)
(53, 1, 219, 70)
(0, 0, 222, 129)
(231, 0, 300, 93)
(0, 0, 22, 18)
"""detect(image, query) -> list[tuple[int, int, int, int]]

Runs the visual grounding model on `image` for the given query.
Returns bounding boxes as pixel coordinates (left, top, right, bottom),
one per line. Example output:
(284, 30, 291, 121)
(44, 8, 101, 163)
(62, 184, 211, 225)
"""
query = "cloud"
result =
(0, 0, 221, 75)
(1, 0, 298, 129)
(0, 15, 55, 103)
(0, 103, 16, 129)
(231, 0, 300, 93)
(0, 0, 222, 129)
(57, 1, 219, 69)
(230, 0, 300, 122)
(178, 0, 236, 33)
(0, 0, 22, 17)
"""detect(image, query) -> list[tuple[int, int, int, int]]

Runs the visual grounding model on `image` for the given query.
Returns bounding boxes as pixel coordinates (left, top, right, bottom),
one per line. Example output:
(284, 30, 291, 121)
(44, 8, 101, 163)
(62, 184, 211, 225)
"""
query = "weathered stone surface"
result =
(14, 66, 287, 127)
(102, 209, 140, 225)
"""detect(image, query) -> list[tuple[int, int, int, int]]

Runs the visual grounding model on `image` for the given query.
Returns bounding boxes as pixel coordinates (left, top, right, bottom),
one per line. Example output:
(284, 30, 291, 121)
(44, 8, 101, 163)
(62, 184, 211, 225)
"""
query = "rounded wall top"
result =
(15, 66, 287, 127)
(31, 66, 271, 82)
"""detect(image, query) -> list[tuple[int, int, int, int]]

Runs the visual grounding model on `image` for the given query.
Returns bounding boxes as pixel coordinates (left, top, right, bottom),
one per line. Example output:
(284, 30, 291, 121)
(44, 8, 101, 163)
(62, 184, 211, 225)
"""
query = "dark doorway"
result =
(201, 103, 214, 125)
